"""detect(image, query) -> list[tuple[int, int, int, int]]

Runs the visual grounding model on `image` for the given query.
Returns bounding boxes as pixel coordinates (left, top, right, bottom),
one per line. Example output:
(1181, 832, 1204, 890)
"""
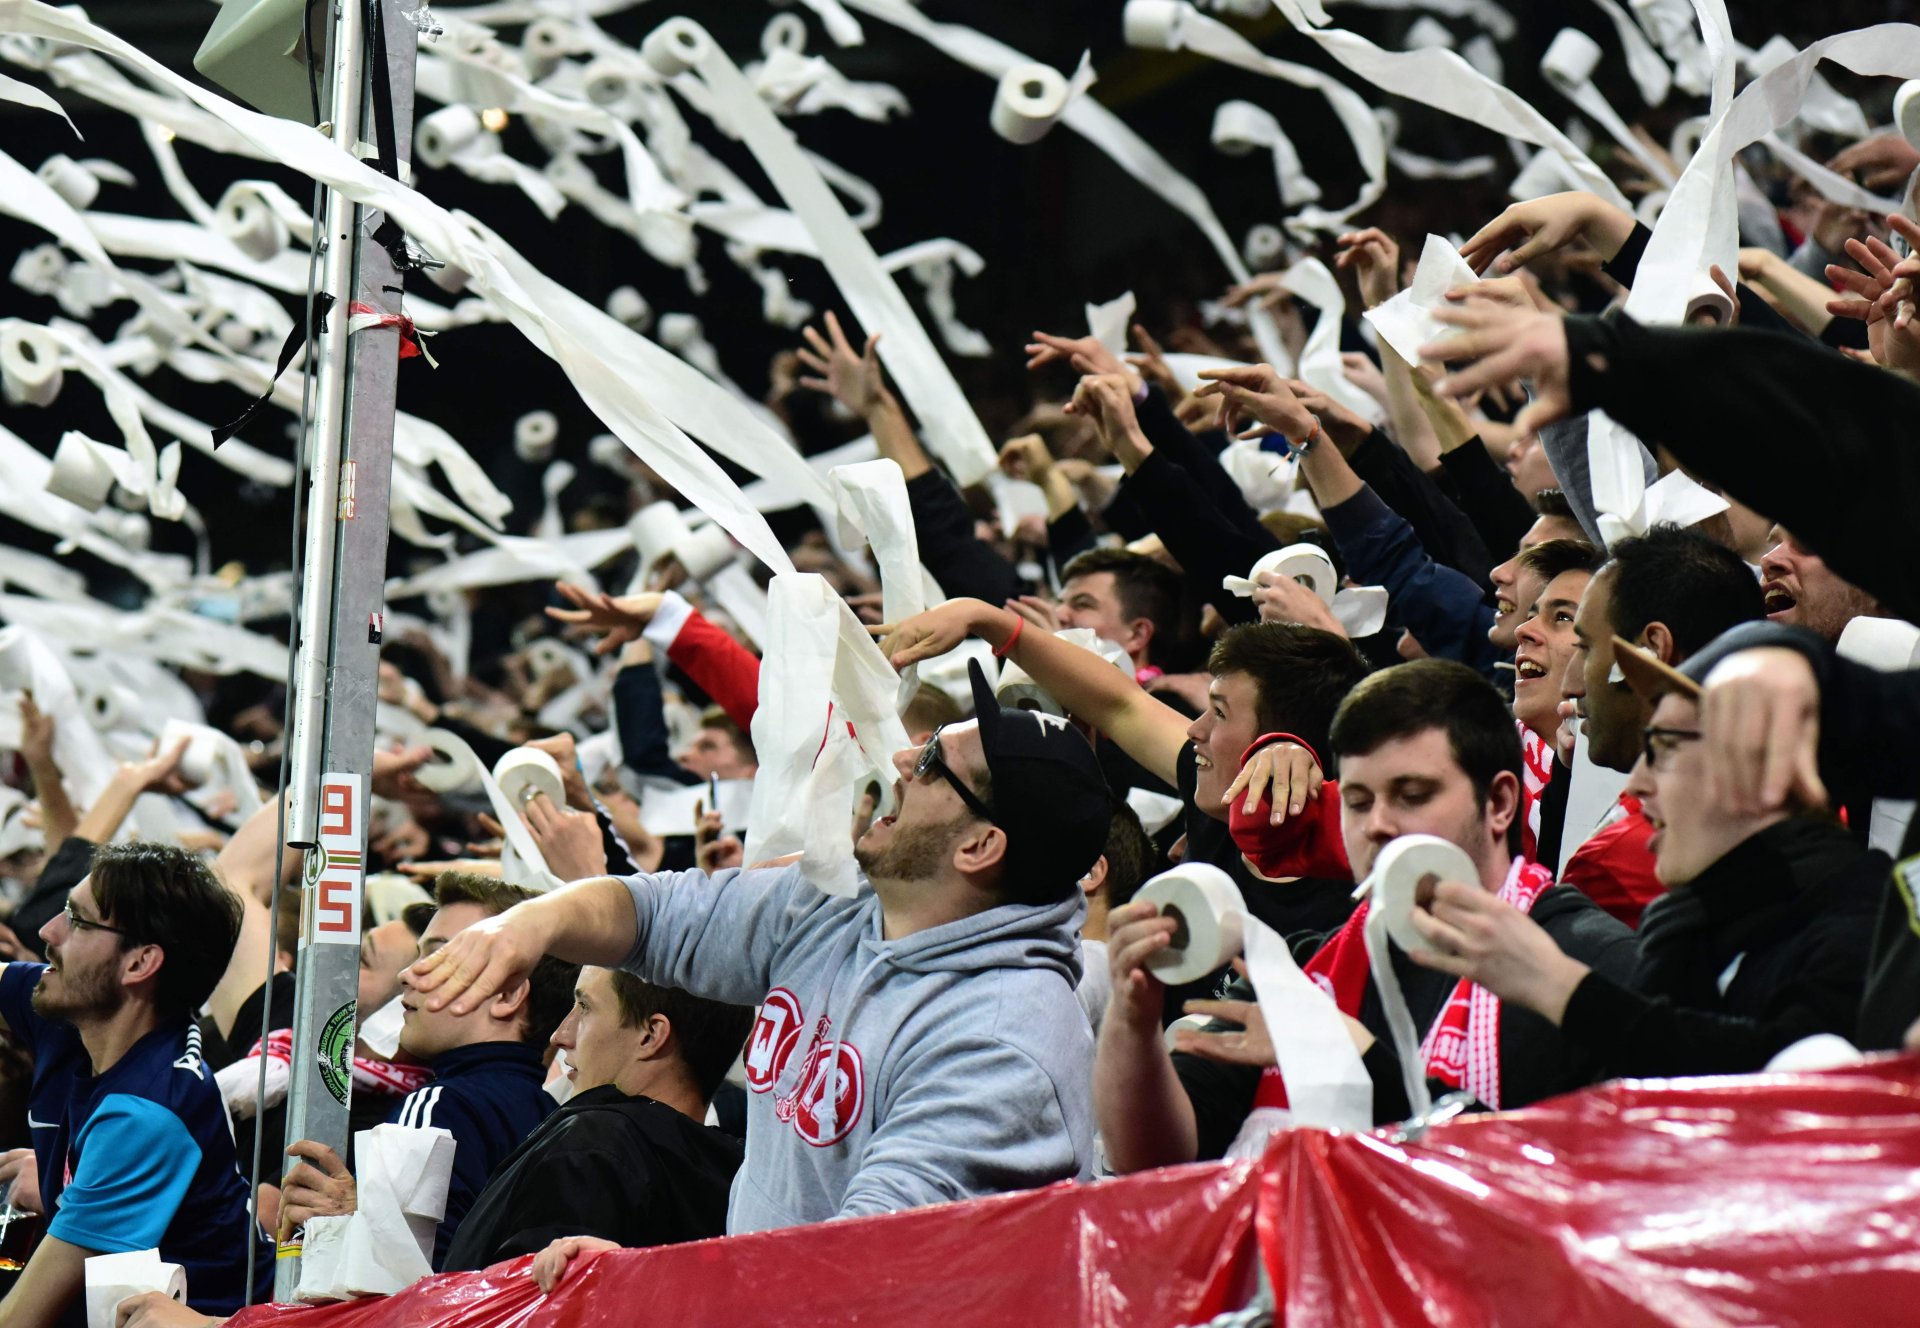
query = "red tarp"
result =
(232, 1056, 1920, 1328)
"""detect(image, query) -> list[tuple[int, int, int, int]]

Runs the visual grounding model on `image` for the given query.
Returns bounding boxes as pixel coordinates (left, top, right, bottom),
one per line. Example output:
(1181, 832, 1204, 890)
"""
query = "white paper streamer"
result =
(1541, 28, 1676, 187)
(1211, 100, 1321, 208)
(1272, 258, 1385, 423)
(1362, 233, 1479, 364)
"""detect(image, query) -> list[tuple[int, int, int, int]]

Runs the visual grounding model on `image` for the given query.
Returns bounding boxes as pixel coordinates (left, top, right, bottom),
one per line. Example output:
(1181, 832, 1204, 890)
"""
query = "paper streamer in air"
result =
(1540, 27, 1676, 187)
(1211, 100, 1321, 209)
(1271, 259, 1385, 424)
(641, 16, 999, 486)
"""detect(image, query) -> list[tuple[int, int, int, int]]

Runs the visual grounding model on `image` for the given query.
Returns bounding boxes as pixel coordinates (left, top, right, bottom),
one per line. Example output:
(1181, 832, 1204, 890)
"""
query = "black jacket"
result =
(440, 1085, 741, 1272)
(1561, 817, 1885, 1075)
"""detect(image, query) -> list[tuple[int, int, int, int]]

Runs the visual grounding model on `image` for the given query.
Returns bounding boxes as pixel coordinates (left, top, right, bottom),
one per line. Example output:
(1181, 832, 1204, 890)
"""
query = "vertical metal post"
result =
(274, 0, 418, 1300)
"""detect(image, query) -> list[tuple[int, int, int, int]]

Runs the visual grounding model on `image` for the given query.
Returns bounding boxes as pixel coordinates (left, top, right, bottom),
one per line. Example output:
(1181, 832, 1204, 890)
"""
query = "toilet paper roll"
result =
(214, 183, 290, 263)
(1137, 864, 1248, 985)
(513, 410, 558, 463)
(630, 501, 696, 574)
(493, 746, 566, 810)
(1540, 27, 1603, 86)
(413, 727, 483, 794)
(523, 17, 576, 62)
(1244, 223, 1284, 267)
(1, 322, 62, 408)
(1164, 1012, 1211, 1051)
(990, 63, 1072, 144)
(1365, 833, 1478, 954)
(1897, 80, 1920, 149)
(522, 638, 575, 680)
(641, 19, 711, 78)
(1123, 0, 1187, 51)
(85, 1250, 185, 1328)
(581, 58, 636, 107)
(37, 153, 98, 210)
(82, 684, 140, 732)
(674, 523, 737, 582)
(158, 718, 221, 787)
(763, 12, 808, 56)
(1224, 542, 1337, 604)
(1684, 277, 1736, 325)
(46, 432, 112, 511)
(416, 104, 482, 170)
(606, 285, 651, 329)
(1211, 100, 1272, 156)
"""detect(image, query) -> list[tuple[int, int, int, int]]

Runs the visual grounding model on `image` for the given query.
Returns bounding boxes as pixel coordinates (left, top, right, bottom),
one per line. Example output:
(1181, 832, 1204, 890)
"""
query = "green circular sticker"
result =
(318, 1002, 357, 1106)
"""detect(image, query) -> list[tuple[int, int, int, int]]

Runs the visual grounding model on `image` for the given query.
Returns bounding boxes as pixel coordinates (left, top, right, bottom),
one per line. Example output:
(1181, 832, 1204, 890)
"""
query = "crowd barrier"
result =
(230, 1056, 1920, 1327)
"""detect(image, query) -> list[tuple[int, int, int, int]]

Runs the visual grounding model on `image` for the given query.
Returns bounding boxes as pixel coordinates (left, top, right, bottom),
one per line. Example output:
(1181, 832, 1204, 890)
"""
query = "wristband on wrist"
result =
(993, 613, 1025, 659)
(1289, 413, 1325, 458)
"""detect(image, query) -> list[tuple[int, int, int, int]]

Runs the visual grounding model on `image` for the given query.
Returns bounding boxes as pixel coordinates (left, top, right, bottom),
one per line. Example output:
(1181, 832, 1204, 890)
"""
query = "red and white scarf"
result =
(1416, 857, 1554, 1108)
(1518, 722, 1554, 863)
(257, 1028, 435, 1098)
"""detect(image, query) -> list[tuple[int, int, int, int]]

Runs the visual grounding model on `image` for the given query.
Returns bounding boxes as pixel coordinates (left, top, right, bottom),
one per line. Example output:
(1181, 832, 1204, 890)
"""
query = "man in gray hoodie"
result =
(406, 661, 1113, 1233)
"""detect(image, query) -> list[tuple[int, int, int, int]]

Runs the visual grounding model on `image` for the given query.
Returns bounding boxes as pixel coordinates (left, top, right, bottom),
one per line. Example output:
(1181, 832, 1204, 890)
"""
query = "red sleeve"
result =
(1558, 796, 1665, 930)
(1229, 779, 1352, 884)
(666, 609, 761, 730)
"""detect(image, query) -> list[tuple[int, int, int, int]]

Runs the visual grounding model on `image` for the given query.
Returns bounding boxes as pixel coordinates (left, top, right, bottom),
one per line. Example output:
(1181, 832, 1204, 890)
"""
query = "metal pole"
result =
(274, 0, 417, 1300)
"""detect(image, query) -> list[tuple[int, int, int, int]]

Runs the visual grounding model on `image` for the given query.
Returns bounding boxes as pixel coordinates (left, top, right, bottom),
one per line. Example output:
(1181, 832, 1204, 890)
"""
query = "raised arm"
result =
(16, 694, 73, 849)
(877, 597, 1192, 787)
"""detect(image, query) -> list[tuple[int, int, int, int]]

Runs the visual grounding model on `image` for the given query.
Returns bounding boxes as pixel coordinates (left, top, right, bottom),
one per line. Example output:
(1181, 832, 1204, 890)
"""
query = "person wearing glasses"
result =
(1402, 640, 1883, 1079)
(402, 658, 1113, 1235)
(0, 842, 273, 1325)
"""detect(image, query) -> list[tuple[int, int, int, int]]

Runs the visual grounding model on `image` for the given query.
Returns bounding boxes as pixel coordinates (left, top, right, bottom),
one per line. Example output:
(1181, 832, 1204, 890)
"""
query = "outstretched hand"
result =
(1421, 298, 1572, 434)
(546, 583, 663, 657)
(1026, 329, 1132, 383)
(1192, 364, 1314, 442)
(796, 310, 887, 416)
(1457, 191, 1634, 276)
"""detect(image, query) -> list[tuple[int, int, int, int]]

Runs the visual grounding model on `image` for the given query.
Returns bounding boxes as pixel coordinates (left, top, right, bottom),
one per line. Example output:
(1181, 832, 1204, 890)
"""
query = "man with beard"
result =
(405, 660, 1113, 1231)
(0, 843, 270, 1325)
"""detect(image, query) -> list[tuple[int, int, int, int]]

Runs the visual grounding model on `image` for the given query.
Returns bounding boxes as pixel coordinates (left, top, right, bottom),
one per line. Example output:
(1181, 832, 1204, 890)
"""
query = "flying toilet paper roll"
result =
(1540, 26, 1603, 85)
(1244, 223, 1284, 267)
(990, 63, 1073, 144)
(492, 746, 566, 810)
(1123, 0, 1187, 50)
(1211, 99, 1272, 155)
(606, 285, 651, 329)
(641, 18, 713, 77)
(1898, 80, 1920, 148)
(629, 501, 695, 575)
(46, 432, 113, 510)
(1365, 833, 1478, 954)
(1223, 542, 1337, 603)
(1137, 864, 1248, 985)
(83, 685, 140, 732)
(513, 410, 558, 463)
(413, 727, 483, 794)
(763, 12, 808, 56)
(581, 58, 636, 107)
(214, 183, 290, 263)
(37, 153, 98, 209)
(674, 523, 737, 582)
(1, 322, 62, 407)
(416, 104, 483, 170)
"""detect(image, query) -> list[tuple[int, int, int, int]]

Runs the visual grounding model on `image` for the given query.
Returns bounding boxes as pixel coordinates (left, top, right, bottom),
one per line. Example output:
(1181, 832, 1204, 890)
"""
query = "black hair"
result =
(89, 842, 243, 1022)
(1603, 523, 1766, 659)
(1513, 537, 1601, 587)
(603, 972, 756, 1104)
(1059, 547, 1199, 670)
(1096, 802, 1154, 910)
(1207, 623, 1369, 759)
(1329, 660, 1525, 854)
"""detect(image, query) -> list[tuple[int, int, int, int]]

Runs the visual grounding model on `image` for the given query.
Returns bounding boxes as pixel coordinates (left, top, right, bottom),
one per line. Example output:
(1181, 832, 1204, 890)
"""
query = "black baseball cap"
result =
(967, 659, 1113, 901)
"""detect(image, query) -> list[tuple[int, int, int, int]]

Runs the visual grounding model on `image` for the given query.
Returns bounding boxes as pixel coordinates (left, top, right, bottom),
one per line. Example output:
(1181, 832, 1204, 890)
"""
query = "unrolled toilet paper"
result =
(1222, 542, 1338, 604)
(1138, 864, 1247, 985)
(412, 727, 481, 794)
(990, 63, 1072, 144)
(359, 993, 407, 1060)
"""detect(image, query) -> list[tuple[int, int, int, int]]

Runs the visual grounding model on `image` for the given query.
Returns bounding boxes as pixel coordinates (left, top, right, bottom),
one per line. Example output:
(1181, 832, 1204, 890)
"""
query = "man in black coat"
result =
(1408, 639, 1883, 1075)
(440, 967, 754, 1275)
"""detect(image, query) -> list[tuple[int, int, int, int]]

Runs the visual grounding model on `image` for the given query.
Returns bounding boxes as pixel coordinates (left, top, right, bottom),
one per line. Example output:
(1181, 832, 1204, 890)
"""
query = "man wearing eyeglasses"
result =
(1404, 640, 1884, 1078)
(404, 659, 1113, 1233)
(0, 842, 272, 1326)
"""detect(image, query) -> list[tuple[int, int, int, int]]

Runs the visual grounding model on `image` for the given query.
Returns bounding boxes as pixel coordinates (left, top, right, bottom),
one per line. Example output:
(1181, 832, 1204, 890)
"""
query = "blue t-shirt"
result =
(0, 963, 273, 1313)
(382, 1040, 553, 1268)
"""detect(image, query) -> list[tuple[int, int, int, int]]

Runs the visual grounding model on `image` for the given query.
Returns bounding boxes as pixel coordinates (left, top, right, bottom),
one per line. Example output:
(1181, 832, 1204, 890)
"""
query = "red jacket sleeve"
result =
(666, 609, 761, 731)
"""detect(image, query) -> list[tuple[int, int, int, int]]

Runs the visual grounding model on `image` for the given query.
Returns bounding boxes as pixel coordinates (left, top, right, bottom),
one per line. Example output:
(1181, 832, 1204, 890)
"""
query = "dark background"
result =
(1, 0, 1914, 594)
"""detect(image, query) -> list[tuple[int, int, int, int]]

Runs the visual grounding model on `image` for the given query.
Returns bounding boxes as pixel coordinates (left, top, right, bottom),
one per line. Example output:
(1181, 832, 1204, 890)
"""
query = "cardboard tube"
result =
(513, 410, 558, 463)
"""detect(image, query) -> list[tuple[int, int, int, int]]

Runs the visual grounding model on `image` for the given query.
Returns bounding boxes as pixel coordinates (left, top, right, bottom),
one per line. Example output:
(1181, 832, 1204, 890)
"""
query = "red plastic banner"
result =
(231, 1057, 1920, 1328)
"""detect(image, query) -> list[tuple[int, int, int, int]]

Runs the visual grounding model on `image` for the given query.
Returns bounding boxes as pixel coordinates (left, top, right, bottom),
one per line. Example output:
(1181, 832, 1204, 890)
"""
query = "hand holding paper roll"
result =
(1403, 876, 1591, 1024)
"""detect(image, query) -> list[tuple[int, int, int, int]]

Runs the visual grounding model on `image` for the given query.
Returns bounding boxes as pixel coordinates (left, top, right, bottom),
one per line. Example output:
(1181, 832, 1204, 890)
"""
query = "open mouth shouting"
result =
(1514, 651, 1549, 684)
(1761, 580, 1797, 619)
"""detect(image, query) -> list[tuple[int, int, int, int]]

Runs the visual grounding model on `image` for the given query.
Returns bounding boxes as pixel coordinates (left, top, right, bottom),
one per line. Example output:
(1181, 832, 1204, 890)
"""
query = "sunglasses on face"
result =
(913, 727, 999, 826)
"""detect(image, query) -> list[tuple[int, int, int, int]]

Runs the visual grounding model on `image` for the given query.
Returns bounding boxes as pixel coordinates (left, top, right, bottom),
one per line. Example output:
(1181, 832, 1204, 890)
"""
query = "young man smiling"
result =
(404, 661, 1113, 1233)
(0, 844, 269, 1326)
